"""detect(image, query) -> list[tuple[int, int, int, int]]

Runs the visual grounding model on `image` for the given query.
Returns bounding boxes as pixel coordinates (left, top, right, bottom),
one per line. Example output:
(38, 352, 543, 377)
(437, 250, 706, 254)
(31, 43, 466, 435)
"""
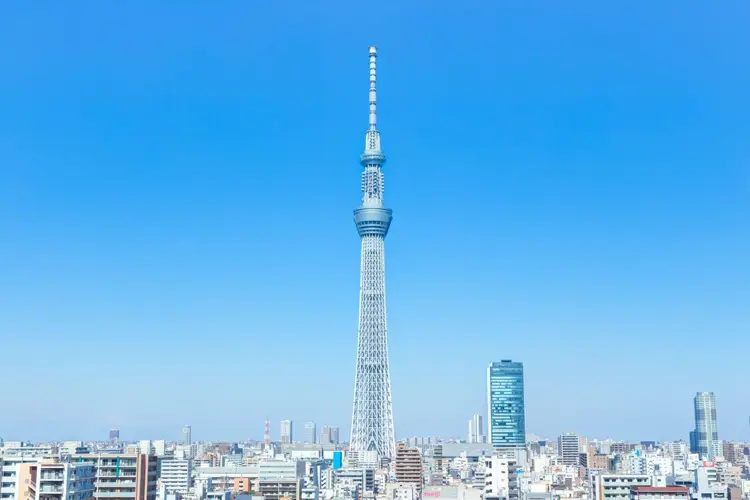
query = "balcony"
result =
(39, 487, 64, 494)
(96, 492, 136, 498)
(40, 475, 64, 481)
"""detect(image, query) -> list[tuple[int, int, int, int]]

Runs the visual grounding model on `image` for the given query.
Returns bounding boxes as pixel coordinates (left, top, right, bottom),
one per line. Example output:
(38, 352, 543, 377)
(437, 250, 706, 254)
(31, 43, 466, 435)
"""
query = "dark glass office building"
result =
(487, 360, 526, 449)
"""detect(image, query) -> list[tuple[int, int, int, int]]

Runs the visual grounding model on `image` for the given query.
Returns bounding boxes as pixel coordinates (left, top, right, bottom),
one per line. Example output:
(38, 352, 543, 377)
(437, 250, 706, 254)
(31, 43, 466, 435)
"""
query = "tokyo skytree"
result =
(349, 45, 396, 461)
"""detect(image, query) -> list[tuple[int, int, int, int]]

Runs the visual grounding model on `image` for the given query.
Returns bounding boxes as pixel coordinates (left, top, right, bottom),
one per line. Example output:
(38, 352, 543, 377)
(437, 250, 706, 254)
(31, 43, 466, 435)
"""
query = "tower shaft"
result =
(350, 46, 395, 462)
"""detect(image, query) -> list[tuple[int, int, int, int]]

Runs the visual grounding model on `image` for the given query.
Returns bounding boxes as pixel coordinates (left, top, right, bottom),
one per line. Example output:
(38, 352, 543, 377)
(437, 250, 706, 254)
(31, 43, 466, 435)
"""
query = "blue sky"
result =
(1, 1, 748, 443)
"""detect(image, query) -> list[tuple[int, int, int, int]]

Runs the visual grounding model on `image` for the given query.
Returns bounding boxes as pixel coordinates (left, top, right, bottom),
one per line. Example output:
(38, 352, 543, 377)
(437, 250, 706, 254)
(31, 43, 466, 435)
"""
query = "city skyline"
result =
(1, 2, 748, 442)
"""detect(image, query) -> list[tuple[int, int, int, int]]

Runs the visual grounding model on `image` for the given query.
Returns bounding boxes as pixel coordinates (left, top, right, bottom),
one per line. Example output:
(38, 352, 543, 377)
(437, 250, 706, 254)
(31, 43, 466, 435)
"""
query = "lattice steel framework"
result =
(350, 46, 396, 461)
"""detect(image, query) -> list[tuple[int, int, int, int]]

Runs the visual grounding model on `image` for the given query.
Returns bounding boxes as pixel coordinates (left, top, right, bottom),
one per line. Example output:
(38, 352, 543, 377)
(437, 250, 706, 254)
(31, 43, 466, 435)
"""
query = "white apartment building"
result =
(484, 456, 518, 500)
(558, 433, 581, 466)
(159, 457, 192, 494)
(386, 483, 420, 500)
(592, 475, 654, 500)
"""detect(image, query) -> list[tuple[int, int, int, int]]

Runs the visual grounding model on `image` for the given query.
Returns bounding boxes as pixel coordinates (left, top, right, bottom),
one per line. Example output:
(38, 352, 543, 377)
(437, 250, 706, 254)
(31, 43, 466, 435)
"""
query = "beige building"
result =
(394, 443, 422, 493)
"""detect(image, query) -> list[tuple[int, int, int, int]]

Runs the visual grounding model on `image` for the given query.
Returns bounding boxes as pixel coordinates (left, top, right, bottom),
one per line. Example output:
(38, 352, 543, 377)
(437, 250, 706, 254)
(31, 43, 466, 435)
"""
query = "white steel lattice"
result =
(350, 234, 395, 459)
(350, 46, 396, 461)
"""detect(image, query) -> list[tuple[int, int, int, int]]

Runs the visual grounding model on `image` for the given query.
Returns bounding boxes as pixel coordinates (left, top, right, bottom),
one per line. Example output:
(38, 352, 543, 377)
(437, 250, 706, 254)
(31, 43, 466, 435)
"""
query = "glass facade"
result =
(487, 360, 526, 449)
(694, 392, 720, 460)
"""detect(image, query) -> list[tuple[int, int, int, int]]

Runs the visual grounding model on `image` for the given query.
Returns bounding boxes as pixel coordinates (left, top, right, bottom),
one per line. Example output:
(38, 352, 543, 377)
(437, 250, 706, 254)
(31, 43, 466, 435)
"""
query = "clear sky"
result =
(1, 1, 748, 444)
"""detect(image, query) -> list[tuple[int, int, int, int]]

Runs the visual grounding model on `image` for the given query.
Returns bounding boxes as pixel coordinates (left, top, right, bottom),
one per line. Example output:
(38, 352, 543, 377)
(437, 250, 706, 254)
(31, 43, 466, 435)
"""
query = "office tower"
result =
(558, 432, 581, 466)
(473, 413, 484, 443)
(280, 420, 293, 444)
(487, 360, 526, 450)
(330, 426, 340, 445)
(182, 425, 192, 445)
(109, 429, 120, 443)
(305, 422, 317, 444)
(321, 426, 340, 445)
(160, 456, 192, 494)
(693, 392, 720, 460)
(321, 426, 332, 444)
(72, 452, 157, 500)
(467, 413, 484, 443)
(394, 443, 422, 492)
(350, 45, 396, 461)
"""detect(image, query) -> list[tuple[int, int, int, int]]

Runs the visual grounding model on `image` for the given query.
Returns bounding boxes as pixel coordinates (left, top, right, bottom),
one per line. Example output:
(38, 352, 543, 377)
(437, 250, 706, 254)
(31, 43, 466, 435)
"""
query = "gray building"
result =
(693, 392, 720, 460)
(281, 420, 293, 444)
(558, 432, 581, 466)
(305, 422, 317, 444)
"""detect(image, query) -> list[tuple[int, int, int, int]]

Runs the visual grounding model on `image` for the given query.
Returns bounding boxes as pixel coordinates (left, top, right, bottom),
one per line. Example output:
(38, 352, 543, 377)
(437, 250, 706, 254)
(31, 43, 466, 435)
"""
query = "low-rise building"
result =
(629, 486, 689, 500)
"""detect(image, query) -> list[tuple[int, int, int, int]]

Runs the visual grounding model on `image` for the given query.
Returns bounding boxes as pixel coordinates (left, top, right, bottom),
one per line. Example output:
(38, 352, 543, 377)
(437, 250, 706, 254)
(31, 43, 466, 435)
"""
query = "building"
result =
(334, 468, 376, 498)
(558, 433, 581, 466)
(193, 466, 258, 492)
(330, 427, 340, 445)
(693, 392, 720, 460)
(71, 453, 157, 500)
(472, 414, 484, 444)
(159, 457, 192, 494)
(17, 460, 96, 500)
(304, 422, 317, 444)
(182, 425, 192, 446)
(484, 456, 518, 500)
(0, 449, 50, 500)
(258, 460, 304, 500)
(281, 420, 293, 444)
(694, 466, 727, 500)
(487, 361, 526, 450)
(394, 443, 422, 493)
(385, 484, 420, 500)
(321, 426, 340, 445)
(592, 474, 652, 500)
(349, 45, 397, 462)
(629, 487, 689, 500)
(467, 415, 484, 444)
(108, 430, 119, 444)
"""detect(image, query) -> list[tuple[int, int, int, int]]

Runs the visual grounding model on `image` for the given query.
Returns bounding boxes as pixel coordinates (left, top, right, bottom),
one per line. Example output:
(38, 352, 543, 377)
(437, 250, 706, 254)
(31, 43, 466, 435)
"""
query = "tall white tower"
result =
(350, 45, 396, 462)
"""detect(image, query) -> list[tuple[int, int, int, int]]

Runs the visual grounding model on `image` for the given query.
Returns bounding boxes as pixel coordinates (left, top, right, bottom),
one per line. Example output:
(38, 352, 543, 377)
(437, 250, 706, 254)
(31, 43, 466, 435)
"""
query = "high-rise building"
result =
(473, 414, 484, 443)
(330, 427, 340, 445)
(305, 422, 317, 444)
(394, 443, 422, 493)
(468, 414, 484, 443)
(109, 429, 120, 443)
(558, 432, 581, 466)
(182, 425, 192, 445)
(349, 45, 396, 462)
(487, 360, 526, 450)
(280, 420, 293, 444)
(321, 426, 340, 445)
(693, 392, 720, 460)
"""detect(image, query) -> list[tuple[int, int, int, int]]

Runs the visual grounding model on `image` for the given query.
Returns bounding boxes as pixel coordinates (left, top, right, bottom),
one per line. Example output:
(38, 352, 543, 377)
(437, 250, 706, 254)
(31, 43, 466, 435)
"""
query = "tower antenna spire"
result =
(368, 46, 377, 131)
